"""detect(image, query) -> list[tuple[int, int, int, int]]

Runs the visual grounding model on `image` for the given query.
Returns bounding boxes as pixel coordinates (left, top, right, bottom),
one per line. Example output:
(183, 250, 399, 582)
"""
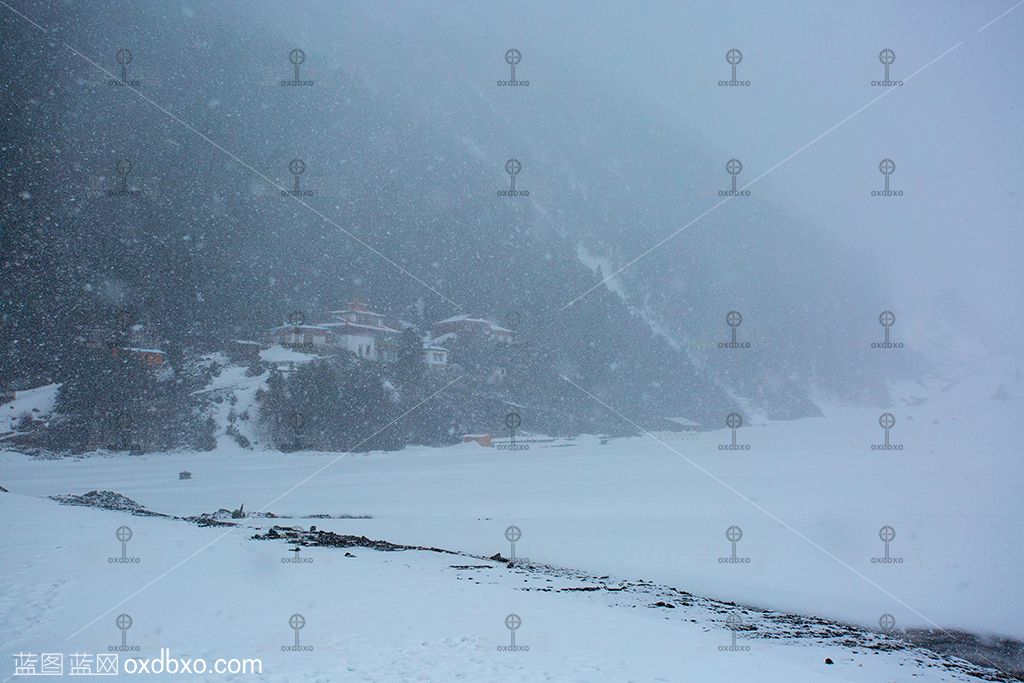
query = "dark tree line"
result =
(41, 347, 215, 453)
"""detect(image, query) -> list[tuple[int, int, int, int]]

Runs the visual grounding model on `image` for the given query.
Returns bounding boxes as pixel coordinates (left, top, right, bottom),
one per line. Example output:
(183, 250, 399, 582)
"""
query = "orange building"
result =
(112, 346, 166, 367)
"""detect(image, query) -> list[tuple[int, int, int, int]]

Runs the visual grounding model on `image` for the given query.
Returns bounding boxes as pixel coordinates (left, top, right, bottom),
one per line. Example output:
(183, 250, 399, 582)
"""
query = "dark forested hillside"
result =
(0, 1, 908, 450)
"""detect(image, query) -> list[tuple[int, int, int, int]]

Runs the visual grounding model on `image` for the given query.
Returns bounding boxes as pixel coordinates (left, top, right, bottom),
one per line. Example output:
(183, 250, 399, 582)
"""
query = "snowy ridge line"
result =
(37, 489, 1024, 680)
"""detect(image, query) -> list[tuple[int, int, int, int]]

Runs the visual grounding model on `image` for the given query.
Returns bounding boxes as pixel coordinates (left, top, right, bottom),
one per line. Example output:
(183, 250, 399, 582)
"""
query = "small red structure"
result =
(112, 347, 166, 367)
(461, 433, 493, 447)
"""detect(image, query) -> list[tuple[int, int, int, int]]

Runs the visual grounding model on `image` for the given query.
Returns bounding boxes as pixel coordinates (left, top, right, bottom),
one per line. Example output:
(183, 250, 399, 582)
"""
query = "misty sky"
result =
(455, 0, 1023, 346)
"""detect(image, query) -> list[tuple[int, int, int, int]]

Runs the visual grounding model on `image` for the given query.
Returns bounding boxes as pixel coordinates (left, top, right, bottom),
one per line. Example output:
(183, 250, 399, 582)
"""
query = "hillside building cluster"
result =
(269, 300, 514, 367)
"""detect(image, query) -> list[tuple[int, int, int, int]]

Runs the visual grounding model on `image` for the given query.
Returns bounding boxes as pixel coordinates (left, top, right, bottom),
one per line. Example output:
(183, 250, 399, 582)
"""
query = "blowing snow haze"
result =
(1, 1, 1022, 682)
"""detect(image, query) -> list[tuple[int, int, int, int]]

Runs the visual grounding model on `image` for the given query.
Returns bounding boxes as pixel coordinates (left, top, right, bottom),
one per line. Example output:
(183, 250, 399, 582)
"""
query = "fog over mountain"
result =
(2, 0, 966, 433)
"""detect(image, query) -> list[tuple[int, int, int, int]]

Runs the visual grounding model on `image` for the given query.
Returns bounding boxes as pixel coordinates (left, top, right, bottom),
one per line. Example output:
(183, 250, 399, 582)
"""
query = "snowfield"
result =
(1, 350, 1021, 681)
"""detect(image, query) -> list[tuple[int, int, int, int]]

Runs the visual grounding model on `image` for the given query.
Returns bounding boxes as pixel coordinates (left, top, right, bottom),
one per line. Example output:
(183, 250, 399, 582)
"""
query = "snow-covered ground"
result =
(1, 347, 1021, 681)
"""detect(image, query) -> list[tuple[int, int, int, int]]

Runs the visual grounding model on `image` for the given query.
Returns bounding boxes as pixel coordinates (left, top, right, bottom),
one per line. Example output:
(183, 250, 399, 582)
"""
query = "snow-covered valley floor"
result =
(1, 351, 1022, 681)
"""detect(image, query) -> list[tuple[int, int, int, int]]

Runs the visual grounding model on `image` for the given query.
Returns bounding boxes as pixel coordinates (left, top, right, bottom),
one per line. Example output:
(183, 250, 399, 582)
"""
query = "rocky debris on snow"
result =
(303, 513, 372, 519)
(0, 484, 7, 492)
(183, 513, 237, 527)
(451, 565, 494, 570)
(253, 525, 459, 556)
(906, 628, 1024, 681)
(50, 490, 166, 517)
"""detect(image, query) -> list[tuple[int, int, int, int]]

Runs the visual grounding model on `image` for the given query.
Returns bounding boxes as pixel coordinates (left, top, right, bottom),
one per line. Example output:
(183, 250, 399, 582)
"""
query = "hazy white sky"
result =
(440, 0, 1023, 346)
(250, 0, 1022, 346)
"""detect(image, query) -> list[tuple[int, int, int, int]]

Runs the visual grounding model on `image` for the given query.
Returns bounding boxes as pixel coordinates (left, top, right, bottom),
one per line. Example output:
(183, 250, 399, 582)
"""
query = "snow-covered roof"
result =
(433, 315, 511, 333)
(270, 324, 331, 332)
(330, 308, 385, 318)
(321, 321, 399, 335)
(122, 347, 165, 354)
(260, 345, 319, 364)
